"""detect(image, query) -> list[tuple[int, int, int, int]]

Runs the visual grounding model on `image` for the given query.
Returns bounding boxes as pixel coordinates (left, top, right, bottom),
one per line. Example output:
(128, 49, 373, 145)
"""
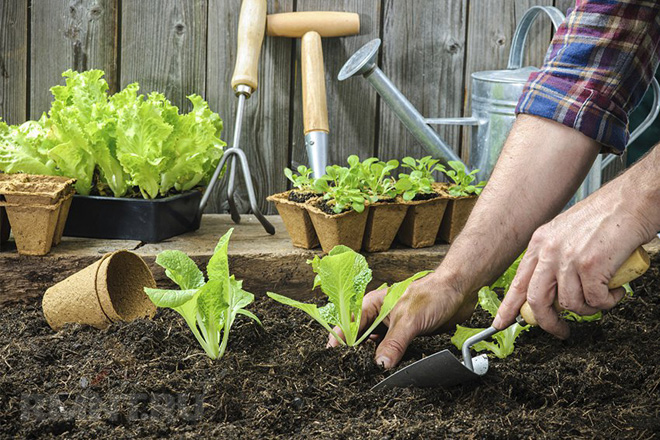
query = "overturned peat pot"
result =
(2, 261, 660, 439)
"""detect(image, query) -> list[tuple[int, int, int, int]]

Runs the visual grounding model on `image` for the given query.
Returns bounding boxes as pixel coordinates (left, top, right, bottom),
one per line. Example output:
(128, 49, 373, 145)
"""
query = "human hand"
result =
(493, 188, 654, 338)
(327, 273, 477, 369)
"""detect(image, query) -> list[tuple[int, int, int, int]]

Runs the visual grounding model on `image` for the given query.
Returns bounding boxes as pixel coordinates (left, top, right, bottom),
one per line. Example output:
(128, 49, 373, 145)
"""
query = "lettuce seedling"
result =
(395, 156, 445, 201)
(284, 165, 316, 192)
(451, 254, 529, 358)
(314, 164, 368, 214)
(267, 246, 430, 346)
(353, 156, 399, 202)
(443, 160, 486, 197)
(144, 229, 260, 360)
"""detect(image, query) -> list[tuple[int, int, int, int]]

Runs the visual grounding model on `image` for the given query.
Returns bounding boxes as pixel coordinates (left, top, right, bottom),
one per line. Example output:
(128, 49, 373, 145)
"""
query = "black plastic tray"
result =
(64, 191, 202, 242)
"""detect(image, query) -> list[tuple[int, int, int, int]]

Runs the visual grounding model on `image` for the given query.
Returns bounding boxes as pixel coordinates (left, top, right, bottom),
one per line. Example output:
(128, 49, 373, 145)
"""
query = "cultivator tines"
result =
(198, 0, 274, 235)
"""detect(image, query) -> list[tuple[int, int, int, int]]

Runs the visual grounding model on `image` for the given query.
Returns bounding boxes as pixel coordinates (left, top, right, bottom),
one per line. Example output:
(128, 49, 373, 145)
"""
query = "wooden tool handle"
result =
(231, 0, 267, 92)
(520, 246, 651, 325)
(301, 31, 329, 135)
(267, 12, 360, 38)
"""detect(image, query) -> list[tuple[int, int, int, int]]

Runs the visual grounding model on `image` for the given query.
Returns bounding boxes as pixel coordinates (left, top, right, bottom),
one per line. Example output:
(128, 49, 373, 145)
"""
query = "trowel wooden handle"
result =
(520, 246, 650, 326)
(267, 12, 360, 38)
(231, 0, 267, 92)
(301, 31, 329, 135)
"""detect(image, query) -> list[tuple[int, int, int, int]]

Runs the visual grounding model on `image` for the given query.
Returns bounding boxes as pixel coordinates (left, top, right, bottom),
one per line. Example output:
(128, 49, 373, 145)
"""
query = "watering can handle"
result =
(507, 6, 565, 70)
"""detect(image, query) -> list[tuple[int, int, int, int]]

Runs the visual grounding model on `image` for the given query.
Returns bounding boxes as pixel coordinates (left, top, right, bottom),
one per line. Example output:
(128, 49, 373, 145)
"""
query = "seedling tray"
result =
(64, 191, 202, 242)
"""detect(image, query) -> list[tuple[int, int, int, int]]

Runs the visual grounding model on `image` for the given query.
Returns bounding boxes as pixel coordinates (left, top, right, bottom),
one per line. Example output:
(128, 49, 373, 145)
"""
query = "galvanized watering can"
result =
(339, 6, 660, 200)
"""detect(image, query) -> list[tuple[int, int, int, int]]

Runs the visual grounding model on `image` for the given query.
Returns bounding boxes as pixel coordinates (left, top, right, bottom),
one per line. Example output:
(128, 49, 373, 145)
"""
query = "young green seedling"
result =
(353, 156, 399, 203)
(314, 163, 368, 214)
(451, 254, 529, 358)
(284, 165, 316, 193)
(443, 160, 486, 197)
(144, 229, 260, 360)
(267, 246, 430, 346)
(395, 156, 445, 201)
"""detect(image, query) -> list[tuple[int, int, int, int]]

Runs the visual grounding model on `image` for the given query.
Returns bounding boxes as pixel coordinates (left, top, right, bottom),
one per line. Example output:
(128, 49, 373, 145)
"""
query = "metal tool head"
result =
(338, 38, 381, 81)
(372, 350, 489, 391)
(305, 131, 329, 179)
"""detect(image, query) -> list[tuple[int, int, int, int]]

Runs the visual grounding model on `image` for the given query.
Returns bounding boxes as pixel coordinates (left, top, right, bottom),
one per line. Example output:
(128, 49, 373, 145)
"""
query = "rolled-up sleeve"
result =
(516, 0, 660, 153)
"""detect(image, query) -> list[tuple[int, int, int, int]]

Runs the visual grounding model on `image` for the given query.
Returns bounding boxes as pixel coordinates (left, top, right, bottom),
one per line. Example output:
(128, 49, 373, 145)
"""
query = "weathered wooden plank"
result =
(554, 0, 576, 15)
(204, 0, 293, 215)
(120, 0, 207, 113)
(378, 0, 467, 163)
(461, 0, 554, 161)
(0, 214, 451, 305)
(30, 0, 118, 119)
(0, 1, 28, 125)
(290, 0, 381, 171)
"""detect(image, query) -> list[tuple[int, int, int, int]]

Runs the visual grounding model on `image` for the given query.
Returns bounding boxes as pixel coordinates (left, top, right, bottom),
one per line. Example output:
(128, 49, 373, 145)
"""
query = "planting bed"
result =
(2, 254, 660, 439)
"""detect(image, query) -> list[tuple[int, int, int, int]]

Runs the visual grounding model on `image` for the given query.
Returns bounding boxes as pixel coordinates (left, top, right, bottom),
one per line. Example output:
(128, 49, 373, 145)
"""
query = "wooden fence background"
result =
(1, 0, 577, 214)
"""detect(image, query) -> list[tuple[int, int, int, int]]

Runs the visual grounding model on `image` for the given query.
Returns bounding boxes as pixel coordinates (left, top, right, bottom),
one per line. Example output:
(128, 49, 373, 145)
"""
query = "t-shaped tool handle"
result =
(520, 246, 650, 325)
(231, 0, 267, 94)
(267, 11, 360, 38)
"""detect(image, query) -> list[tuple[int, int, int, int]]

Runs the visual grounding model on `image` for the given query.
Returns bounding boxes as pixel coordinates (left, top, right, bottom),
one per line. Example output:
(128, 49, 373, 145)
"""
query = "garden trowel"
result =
(372, 246, 651, 390)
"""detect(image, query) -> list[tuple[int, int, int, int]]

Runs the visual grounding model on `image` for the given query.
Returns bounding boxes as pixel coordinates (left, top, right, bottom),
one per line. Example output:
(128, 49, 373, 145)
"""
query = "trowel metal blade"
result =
(371, 350, 489, 391)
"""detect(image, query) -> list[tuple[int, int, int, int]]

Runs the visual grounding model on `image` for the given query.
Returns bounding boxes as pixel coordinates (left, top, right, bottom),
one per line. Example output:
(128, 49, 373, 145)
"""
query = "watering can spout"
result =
(339, 39, 464, 166)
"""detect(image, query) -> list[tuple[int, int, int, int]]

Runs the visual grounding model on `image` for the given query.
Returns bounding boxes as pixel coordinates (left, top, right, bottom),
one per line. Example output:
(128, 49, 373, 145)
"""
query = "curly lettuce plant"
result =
(144, 229, 260, 360)
(395, 156, 445, 201)
(267, 246, 430, 346)
(314, 164, 368, 214)
(351, 156, 399, 203)
(0, 69, 225, 198)
(443, 160, 486, 197)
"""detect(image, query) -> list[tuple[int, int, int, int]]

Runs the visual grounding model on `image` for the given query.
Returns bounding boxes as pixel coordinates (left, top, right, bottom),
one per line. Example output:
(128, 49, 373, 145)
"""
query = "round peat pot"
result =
(267, 191, 320, 249)
(42, 250, 157, 331)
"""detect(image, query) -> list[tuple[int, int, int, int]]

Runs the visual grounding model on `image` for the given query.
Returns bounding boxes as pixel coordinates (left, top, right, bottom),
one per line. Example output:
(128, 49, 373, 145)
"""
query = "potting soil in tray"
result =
(2, 260, 660, 439)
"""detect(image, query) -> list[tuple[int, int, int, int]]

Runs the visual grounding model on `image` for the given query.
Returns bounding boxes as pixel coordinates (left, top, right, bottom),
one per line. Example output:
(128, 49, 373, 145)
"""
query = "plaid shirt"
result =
(516, 0, 660, 153)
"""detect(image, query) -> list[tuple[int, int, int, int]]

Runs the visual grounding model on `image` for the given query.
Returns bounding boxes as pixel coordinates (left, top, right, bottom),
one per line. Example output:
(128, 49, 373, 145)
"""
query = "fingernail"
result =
(376, 356, 391, 369)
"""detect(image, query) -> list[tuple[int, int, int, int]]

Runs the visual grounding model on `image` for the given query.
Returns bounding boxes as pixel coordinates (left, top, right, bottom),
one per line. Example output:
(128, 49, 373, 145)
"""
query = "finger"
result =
(374, 316, 417, 369)
(556, 266, 599, 316)
(581, 273, 626, 310)
(493, 253, 538, 329)
(527, 263, 569, 339)
(327, 326, 345, 348)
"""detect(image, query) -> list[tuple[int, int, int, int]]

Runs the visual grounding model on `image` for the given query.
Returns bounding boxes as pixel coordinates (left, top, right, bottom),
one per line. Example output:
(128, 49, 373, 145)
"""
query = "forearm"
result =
(435, 114, 600, 296)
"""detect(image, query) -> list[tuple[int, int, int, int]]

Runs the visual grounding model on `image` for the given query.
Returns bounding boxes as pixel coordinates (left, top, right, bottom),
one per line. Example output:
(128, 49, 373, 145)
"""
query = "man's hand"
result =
(494, 146, 660, 338)
(327, 273, 477, 369)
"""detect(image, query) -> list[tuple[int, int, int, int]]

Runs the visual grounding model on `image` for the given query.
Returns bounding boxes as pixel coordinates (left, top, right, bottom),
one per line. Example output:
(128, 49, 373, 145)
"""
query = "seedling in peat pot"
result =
(144, 228, 260, 360)
(268, 245, 430, 346)
(314, 164, 368, 214)
(353, 156, 399, 203)
(395, 156, 445, 201)
(443, 161, 486, 197)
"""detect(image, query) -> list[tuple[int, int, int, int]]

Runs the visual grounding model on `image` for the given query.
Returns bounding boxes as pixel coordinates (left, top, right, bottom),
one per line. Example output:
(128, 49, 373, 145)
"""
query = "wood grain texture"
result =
(204, 0, 293, 215)
(0, 1, 28, 125)
(30, 0, 118, 119)
(290, 0, 381, 171)
(0, 214, 450, 305)
(120, 0, 207, 113)
(378, 0, 467, 162)
(461, 0, 554, 159)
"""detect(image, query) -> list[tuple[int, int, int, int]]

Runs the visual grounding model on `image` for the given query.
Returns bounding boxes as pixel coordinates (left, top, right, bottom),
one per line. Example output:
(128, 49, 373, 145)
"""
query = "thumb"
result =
(374, 320, 416, 370)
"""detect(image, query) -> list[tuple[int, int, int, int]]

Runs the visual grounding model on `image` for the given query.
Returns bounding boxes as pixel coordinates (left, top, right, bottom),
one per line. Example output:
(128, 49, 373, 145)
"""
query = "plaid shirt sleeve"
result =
(516, 0, 660, 153)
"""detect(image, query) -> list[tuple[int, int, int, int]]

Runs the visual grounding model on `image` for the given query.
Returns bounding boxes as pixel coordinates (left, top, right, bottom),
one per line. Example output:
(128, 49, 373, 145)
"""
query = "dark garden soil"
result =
(2, 260, 660, 439)
(412, 191, 440, 202)
(287, 191, 319, 204)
